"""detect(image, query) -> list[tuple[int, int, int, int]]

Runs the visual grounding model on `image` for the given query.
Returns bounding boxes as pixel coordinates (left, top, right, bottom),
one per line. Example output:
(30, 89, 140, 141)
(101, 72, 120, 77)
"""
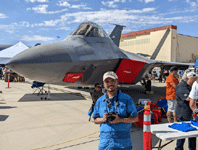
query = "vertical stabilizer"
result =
(110, 24, 125, 47)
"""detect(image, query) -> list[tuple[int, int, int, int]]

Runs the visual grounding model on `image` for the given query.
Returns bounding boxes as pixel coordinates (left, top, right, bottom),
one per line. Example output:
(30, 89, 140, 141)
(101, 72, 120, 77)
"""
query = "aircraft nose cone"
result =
(7, 43, 72, 66)
(6, 43, 72, 81)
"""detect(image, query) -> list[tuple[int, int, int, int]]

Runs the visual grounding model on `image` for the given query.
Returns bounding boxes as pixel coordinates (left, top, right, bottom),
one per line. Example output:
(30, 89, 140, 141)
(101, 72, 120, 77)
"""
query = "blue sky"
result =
(0, 0, 198, 46)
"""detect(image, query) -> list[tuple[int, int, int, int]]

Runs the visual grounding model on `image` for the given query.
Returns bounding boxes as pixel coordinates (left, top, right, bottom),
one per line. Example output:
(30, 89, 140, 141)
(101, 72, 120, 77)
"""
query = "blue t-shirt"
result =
(92, 90, 138, 150)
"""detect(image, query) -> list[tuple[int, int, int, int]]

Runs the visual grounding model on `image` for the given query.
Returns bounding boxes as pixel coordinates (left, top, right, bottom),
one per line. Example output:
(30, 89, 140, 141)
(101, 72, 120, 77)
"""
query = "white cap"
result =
(103, 71, 118, 81)
(186, 72, 197, 78)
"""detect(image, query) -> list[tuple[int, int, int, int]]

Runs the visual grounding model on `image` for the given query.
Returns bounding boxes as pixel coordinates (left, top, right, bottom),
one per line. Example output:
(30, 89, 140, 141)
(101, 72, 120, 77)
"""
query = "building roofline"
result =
(121, 25, 177, 38)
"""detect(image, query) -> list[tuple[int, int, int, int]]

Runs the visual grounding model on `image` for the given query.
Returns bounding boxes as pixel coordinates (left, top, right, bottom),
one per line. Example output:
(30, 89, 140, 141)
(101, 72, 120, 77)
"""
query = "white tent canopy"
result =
(0, 41, 29, 58)
(0, 41, 29, 65)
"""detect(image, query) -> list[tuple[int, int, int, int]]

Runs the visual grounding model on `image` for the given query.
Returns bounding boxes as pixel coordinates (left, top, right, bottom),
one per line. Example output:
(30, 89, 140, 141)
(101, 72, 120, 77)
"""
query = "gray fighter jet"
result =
(6, 21, 192, 86)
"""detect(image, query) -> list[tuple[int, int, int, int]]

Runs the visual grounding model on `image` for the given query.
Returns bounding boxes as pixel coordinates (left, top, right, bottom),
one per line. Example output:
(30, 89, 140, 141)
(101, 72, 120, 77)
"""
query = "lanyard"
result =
(105, 90, 119, 114)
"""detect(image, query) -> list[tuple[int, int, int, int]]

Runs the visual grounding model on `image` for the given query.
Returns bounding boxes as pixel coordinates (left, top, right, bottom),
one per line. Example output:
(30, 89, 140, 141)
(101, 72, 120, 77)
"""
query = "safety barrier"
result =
(7, 74, 10, 88)
(143, 101, 151, 150)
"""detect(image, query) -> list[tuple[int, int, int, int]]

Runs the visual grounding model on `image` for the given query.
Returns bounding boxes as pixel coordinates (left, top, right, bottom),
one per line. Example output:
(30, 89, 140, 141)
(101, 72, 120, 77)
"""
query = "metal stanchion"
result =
(143, 101, 151, 150)
(47, 84, 50, 100)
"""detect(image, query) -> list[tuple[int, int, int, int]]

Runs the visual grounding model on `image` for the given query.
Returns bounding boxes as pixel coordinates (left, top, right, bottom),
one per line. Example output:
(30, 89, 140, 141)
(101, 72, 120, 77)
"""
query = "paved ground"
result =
(0, 79, 197, 150)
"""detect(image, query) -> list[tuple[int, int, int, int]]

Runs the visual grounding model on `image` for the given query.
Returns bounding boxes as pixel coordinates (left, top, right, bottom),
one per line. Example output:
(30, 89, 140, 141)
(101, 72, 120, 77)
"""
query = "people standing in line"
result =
(92, 71, 138, 150)
(175, 72, 197, 150)
(166, 66, 179, 123)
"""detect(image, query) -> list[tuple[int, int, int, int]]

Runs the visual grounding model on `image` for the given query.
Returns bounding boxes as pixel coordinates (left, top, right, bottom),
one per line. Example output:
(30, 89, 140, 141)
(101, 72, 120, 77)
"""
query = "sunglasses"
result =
(96, 86, 101, 88)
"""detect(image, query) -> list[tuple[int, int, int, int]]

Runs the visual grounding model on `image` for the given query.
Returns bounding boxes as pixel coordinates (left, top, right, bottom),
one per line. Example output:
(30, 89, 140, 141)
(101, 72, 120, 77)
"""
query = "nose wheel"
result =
(41, 97, 48, 100)
(40, 84, 50, 100)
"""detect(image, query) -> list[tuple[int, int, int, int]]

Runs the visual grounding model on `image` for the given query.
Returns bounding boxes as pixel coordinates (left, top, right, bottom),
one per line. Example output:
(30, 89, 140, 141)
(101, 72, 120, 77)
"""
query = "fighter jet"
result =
(6, 21, 193, 86)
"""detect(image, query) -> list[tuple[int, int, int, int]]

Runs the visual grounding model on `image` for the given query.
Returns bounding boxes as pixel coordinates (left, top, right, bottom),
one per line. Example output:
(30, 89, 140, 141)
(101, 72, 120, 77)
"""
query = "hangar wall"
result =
(175, 34, 198, 63)
(119, 25, 198, 62)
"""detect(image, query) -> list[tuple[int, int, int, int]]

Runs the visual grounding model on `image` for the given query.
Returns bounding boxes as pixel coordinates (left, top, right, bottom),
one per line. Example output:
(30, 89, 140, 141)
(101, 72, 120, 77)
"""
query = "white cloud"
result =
(101, 1, 117, 8)
(0, 21, 30, 33)
(186, 0, 197, 7)
(0, 24, 15, 34)
(138, 0, 154, 3)
(56, 27, 71, 30)
(25, 0, 49, 3)
(0, 13, 8, 19)
(33, 8, 156, 27)
(101, 0, 127, 8)
(31, 7, 198, 32)
(145, 0, 154, 3)
(20, 35, 54, 42)
(57, 1, 91, 10)
(26, 4, 68, 14)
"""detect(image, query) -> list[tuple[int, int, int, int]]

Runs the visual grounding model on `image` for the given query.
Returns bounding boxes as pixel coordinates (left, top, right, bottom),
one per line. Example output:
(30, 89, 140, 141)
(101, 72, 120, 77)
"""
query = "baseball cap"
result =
(103, 71, 118, 81)
(186, 72, 197, 78)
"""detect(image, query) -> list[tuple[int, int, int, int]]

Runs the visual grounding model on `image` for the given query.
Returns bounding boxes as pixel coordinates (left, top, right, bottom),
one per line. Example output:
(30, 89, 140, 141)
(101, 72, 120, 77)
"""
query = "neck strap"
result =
(106, 90, 119, 106)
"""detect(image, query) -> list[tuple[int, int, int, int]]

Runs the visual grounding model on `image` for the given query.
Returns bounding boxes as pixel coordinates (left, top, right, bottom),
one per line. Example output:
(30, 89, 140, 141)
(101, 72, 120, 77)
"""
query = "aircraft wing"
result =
(152, 60, 194, 70)
(120, 49, 194, 84)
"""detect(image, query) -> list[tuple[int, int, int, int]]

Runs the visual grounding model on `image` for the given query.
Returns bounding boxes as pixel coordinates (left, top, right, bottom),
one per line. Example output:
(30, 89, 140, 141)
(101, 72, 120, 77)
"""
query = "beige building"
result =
(119, 25, 198, 63)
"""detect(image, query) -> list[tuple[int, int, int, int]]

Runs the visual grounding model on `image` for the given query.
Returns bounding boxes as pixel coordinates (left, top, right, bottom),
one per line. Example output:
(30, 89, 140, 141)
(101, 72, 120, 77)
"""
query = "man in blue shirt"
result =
(92, 71, 138, 150)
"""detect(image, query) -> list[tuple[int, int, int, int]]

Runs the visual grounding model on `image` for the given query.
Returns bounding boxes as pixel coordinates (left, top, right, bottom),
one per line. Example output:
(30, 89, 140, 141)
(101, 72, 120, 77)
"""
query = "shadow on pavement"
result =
(0, 115, 9, 121)
(66, 84, 166, 105)
(0, 106, 17, 109)
(18, 93, 86, 102)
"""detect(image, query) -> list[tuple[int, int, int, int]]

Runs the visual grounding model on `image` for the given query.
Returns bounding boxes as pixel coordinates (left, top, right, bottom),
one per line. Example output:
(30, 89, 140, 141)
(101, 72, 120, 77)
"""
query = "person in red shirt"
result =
(166, 66, 179, 123)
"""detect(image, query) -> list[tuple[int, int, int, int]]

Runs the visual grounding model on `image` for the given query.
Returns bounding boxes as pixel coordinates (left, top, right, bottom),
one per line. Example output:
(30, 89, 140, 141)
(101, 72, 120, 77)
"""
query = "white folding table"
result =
(151, 122, 198, 150)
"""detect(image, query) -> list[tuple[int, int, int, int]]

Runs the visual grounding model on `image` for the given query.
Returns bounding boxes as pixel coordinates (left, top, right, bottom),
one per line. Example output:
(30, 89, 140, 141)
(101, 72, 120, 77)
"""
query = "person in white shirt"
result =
(189, 79, 198, 112)
(2, 67, 7, 75)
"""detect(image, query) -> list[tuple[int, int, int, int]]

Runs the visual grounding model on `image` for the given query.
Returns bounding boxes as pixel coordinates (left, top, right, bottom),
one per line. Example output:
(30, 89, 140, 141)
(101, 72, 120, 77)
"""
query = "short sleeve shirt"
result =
(189, 81, 198, 100)
(176, 80, 192, 120)
(166, 74, 178, 100)
(92, 90, 138, 150)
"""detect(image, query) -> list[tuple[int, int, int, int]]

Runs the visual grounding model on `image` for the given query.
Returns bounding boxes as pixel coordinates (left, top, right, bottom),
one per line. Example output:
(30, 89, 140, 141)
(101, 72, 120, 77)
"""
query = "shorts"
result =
(167, 100, 177, 112)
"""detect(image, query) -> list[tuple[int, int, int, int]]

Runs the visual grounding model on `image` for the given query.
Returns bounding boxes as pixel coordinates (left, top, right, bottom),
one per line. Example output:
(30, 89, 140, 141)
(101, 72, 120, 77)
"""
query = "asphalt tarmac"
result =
(0, 79, 197, 150)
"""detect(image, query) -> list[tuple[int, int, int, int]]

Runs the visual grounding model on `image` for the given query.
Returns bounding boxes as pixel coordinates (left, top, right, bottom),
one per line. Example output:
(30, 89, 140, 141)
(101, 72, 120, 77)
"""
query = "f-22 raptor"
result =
(6, 21, 192, 86)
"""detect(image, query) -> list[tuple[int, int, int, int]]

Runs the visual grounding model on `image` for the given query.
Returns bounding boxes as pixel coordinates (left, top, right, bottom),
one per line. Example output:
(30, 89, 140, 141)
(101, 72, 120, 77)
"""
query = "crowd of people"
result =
(0, 67, 25, 82)
(88, 67, 198, 150)
(165, 66, 198, 150)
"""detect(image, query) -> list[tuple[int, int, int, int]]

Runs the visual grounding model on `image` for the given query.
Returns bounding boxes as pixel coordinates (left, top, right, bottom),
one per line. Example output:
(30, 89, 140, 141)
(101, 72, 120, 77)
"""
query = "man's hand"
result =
(185, 97, 191, 101)
(102, 113, 108, 123)
(109, 114, 121, 124)
(94, 113, 108, 124)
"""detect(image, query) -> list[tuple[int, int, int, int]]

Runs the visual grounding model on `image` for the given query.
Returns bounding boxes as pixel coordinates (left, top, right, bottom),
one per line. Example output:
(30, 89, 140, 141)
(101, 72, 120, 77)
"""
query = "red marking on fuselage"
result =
(116, 58, 147, 83)
(63, 73, 82, 83)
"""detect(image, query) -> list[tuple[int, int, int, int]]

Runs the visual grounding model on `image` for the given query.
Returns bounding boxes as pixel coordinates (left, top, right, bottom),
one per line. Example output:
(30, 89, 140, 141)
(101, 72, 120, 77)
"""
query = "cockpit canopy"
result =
(70, 21, 109, 38)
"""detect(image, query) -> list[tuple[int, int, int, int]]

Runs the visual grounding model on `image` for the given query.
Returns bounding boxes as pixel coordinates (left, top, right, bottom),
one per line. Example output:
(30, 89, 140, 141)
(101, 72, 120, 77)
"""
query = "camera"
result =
(107, 112, 116, 121)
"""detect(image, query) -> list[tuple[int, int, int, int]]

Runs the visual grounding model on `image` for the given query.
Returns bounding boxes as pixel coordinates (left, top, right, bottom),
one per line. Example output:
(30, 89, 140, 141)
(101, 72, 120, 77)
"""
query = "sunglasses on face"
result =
(96, 86, 101, 88)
